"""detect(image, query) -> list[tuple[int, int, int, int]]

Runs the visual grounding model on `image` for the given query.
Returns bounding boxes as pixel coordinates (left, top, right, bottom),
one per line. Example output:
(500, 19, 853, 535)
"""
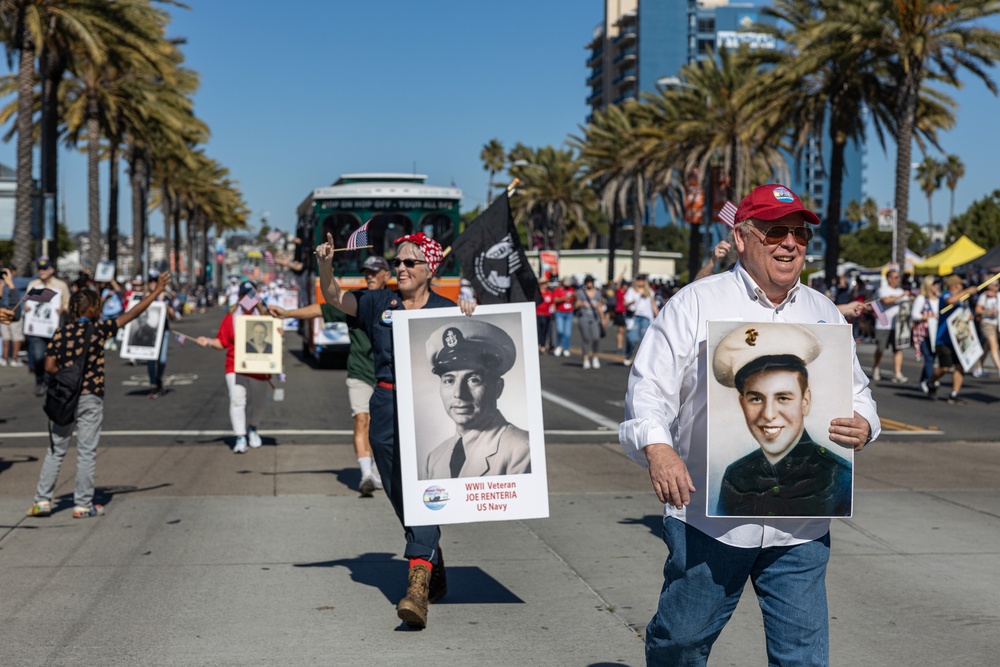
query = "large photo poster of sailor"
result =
(895, 297, 913, 349)
(22, 290, 62, 338)
(394, 303, 548, 526)
(120, 301, 167, 361)
(946, 307, 983, 373)
(234, 315, 283, 374)
(706, 321, 854, 519)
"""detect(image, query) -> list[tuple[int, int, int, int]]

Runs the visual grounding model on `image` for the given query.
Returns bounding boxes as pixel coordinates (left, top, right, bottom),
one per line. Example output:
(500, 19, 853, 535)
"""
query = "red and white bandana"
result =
(394, 232, 444, 276)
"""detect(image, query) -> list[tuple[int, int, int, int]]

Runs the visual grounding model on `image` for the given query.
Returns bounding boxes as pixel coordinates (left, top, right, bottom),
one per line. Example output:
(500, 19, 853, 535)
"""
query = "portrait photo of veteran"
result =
(620, 182, 879, 666)
(711, 322, 852, 518)
(245, 320, 272, 354)
(421, 319, 531, 480)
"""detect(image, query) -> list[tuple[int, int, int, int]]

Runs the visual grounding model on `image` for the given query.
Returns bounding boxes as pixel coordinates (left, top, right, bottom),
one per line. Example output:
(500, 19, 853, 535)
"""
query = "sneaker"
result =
(147, 390, 161, 399)
(26, 501, 51, 517)
(919, 380, 930, 395)
(972, 368, 987, 378)
(891, 373, 908, 384)
(233, 436, 248, 454)
(8, 359, 24, 368)
(872, 367, 881, 381)
(583, 358, 592, 369)
(359, 474, 376, 498)
(553, 346, 563, 357)
(562, 349, 571, 357)
(592, 357, 601, 369)
(0, 358, 7, 367)
(247, 428, 262, 449)
(623, 358, 633, 367)
(34, 383, 45, 397)
(947, 392, 965, 405)
(72, 504, 105, 518)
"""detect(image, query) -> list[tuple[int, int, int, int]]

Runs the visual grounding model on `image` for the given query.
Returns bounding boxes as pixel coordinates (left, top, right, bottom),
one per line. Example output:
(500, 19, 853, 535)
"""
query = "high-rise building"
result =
(585, 0, 866, 251)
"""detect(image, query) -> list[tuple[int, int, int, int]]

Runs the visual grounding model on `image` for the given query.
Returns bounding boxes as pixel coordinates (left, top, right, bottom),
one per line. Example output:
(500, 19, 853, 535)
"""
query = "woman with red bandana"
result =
(317, 230, 474, 630)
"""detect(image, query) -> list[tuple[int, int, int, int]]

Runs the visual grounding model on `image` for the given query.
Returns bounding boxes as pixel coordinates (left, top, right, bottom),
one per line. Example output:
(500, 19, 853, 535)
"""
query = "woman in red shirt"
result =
(195, 281, 273, 454)
(552, 276, 575, 357)
(536, 279, 555, 353)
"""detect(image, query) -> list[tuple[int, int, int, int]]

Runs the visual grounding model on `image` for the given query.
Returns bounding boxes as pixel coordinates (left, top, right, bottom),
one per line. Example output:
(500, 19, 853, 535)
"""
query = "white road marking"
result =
(541, 390, 621, 430)
(0, 428, 620, 439)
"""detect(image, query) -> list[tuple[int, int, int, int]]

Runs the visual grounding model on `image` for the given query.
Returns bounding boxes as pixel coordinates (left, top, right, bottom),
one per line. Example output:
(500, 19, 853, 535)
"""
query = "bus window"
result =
(369, 214, 413, 257)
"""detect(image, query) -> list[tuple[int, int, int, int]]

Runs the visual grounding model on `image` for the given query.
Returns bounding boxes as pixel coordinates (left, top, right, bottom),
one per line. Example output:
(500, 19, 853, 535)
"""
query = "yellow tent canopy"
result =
(912, 235, 986, 276)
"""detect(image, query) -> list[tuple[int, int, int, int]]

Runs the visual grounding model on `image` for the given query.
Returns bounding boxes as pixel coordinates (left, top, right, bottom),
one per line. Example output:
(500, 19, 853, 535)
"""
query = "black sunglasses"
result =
(391, 258, 428, 268)
(747, 224, 814, 246)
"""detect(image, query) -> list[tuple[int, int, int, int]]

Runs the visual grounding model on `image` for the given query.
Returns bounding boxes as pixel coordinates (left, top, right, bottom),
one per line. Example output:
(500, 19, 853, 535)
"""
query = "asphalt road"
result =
(1, 308, 999, 665)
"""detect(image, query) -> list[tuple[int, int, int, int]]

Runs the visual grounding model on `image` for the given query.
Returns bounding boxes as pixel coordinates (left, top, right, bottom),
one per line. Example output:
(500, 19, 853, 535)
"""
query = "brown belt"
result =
(377, 381, 395, 390)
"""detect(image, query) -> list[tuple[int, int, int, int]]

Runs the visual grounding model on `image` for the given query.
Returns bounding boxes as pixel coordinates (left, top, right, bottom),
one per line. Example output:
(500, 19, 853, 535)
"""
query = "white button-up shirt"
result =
(619, 263, 880, 548)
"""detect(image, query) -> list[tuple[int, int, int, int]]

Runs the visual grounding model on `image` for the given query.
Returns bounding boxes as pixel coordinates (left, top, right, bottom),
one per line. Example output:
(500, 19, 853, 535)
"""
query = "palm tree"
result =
(857, 0, 1000, 264)
(0, 0, 39, 274)
(915, 155, 944, 229)
(508, 145, 595, 252)
(943, 154, 965, 227)
(571, 101, 650, 278)
(480, 138, 505, 205)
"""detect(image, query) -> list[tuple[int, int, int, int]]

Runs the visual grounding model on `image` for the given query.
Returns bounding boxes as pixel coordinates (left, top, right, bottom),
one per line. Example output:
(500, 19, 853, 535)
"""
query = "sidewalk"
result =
(1, 440, 998, 666)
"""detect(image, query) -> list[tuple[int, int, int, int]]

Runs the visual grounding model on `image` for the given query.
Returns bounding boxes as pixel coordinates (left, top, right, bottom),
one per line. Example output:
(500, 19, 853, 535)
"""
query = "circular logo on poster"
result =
(422, 486, 450, 511)
(380, 309, 394, 326)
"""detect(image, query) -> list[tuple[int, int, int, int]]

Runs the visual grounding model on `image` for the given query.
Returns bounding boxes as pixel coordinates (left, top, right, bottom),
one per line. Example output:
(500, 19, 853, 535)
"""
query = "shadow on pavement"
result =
(294, 552, 524, 604)
(619, 514, 663, 541)
(262, 467, 363, 493)
(0, 454, 39, 477)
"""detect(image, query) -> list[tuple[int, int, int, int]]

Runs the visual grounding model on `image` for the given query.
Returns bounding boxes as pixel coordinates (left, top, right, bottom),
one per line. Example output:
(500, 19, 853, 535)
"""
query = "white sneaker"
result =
(583, 358, 592, 369)
(623, 358, 633, 367)
(872, 367, 881, 381)
(592, 357, 601, 369)
(359, 474, 376, 498)
(8, 359, 23, 368)
(553, 346, 563, 357)
(563, 349, 571, 357)
(248, 429, 262, 449)
(233, 436, 248, 454)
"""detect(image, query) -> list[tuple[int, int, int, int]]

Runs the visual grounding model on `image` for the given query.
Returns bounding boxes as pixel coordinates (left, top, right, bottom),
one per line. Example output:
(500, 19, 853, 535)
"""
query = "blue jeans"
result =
(147, 335, 169, 389)
(26, 335, 49, 385)
(626, 315, 651, 359)
(646, 518, 830, 666)
(554, 311, 573, 351)
(919, 338, 935, 384)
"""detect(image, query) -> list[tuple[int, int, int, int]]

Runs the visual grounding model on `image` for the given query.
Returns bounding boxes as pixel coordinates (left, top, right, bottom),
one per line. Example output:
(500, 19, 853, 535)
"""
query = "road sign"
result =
(878, 208, 897, 232)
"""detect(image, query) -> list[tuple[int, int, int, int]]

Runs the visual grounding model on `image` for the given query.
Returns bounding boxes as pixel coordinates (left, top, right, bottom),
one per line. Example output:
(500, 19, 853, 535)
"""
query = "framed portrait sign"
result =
(234, 315, 283, 374)
(22, 290, 62, 339)
(895, 298, 913, 349)
(706, 321, 855, 519)
(945, 308, 982, 372)
(393, 302, 548, 526)
(121, 301, 167, 361)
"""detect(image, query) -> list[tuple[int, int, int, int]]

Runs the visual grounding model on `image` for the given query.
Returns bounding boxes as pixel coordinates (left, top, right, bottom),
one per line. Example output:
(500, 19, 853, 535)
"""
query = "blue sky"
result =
(0, 0, 998, 236)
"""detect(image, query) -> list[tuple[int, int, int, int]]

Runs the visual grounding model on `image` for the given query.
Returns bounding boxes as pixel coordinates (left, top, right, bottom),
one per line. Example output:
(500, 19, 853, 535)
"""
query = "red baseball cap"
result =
(735, 184, 820, 225)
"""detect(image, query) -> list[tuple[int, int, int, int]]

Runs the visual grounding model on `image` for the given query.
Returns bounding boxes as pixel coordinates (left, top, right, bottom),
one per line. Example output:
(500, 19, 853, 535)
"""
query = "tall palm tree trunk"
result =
(13, 33, 36, 274)
(185, 213, 195, 288)
(823, 134, 847, 286)
(39, 53, 64, 260)
(201, 218, 210, 287)
(161, 196, 172, 272)
(107, 144, 119, 265)
(86, 92, 101, 270)
(893, 68, 921, 265)
(948, 187, 956, 227)
(130, 149, 148, 276)
(172, 208, 181, 278)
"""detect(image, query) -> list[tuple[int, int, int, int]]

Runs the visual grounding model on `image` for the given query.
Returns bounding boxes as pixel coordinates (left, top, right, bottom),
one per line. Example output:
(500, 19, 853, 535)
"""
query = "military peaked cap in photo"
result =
(426, 320, 516, 376)
(713, 323, 821, 391)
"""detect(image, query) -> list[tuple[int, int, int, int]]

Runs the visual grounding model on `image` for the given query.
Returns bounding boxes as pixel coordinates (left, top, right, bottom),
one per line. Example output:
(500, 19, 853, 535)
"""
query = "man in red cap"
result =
(620, 183, 879, 665)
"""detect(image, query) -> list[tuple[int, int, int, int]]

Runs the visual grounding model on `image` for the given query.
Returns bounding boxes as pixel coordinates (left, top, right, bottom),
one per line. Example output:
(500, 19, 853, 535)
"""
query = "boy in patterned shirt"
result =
(26, 272, 172, 518)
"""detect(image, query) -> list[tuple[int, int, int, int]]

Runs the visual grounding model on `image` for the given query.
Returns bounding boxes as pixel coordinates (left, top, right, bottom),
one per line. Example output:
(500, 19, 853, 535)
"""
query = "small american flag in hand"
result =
(239, 289, 261, 313)
(264, 250, 275, 265)
(346, 221, 370, 249)
(718, 201, 737, 228)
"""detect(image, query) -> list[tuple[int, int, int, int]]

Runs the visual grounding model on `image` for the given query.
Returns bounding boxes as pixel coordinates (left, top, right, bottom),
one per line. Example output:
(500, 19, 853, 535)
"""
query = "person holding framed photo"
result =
(317, 231, 475, 630)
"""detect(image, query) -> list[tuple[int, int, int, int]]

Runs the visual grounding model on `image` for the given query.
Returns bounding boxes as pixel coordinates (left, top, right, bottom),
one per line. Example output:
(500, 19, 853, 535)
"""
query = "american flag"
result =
(346, 221, 370, 249)
(718, 201, 737, 228)
(266, 230, 283, 244)
(264, 250, 275, 266)
(871, 299, 889, 326)
(239, 289, 262, 313)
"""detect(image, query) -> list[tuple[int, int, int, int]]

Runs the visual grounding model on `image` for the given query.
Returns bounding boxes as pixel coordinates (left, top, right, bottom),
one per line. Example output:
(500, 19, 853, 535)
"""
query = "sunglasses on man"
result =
(391, 258, 428, 268)
(746, 224, 814, 246)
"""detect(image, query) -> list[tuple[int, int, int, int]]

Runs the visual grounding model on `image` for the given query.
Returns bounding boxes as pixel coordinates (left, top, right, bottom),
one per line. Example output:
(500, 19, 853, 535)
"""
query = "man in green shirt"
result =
(269, 255, 392, 496)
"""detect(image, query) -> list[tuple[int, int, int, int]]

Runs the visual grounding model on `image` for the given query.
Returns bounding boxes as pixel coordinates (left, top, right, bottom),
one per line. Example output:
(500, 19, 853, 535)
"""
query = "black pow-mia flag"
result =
(451, 192, 540, 305)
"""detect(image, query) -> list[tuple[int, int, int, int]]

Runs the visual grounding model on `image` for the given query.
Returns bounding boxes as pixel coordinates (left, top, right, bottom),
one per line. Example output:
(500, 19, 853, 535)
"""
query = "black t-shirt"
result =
(352, 289, 455, 384)
(46, 318, 119, 397)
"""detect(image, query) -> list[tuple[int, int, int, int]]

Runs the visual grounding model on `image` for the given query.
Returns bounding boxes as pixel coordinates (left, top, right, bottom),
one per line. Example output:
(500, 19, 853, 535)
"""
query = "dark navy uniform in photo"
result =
(351, 288, 454, 563)
(718, 432, 852, 517)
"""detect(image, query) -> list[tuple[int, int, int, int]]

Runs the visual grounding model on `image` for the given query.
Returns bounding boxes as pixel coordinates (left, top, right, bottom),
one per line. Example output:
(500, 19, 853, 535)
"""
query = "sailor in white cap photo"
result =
(711, 323, 852, 517)
(421, 319, 531, 480)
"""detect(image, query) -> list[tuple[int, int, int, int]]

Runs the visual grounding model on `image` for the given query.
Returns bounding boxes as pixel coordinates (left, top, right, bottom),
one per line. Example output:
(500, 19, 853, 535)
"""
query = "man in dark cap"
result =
(422, 320, 531, 479)
(712, 322, 852, 517)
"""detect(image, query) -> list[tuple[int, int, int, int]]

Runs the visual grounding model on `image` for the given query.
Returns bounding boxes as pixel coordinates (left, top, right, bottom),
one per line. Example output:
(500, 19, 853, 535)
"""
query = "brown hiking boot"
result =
(396, 563, 430, 628)
(429, 547, 447, 603)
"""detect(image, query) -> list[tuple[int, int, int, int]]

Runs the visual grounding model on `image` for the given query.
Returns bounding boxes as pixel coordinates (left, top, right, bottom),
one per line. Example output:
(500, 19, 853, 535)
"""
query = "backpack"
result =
(43, 323, 95, 426)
